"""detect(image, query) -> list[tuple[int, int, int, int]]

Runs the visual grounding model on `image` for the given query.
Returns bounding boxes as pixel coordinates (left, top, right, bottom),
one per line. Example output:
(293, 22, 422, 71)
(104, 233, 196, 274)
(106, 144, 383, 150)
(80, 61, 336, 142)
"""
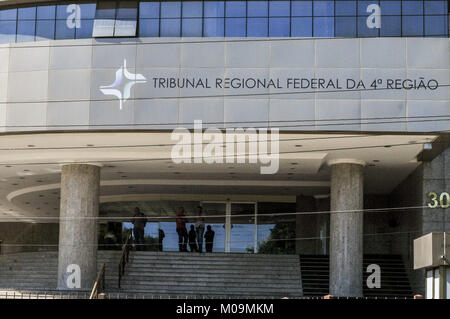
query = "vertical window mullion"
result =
(180, 0, 183, 37)
(245, 0, 248, 37)
(34, 4, 37, 41)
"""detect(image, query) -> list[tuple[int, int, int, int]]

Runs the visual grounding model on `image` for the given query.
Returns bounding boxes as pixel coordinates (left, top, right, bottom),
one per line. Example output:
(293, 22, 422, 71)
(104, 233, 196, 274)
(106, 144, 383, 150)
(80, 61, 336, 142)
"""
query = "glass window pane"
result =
(402, 1, 423, 15)
(358, 16, 379, 36)
(117, 1, 138, 19)
(182, 1, 202, 18)
(204, 1, 224, 17)
(161, 2, 181, 18)
(17, 20, 35, 42)
(269, 1, 290, 17)
(424, 15, 447, 36)
(248, 1, 268, 17)
(76, 19, 94, 38)
(204, 17, 224, 36)
(80, 3, 97, 19)
(291, 17, 312, 36)
(402, 16, 423, 36)
(380, 16, 401, 36)
(36, 20, 55, 40)
(425, 1, 447, 15)
(139, 18, 159, 36)
(292, 1, 312, 17)
(225, 1, 246, 17)
(160, 18, 181, 36)
(0, 21, 16, 43)
(358, 1, 380, 16)
(314, 1, 334, 16)
(335, 17, 356, 37)
(0, 8, 17, 21)
(37, 5, 56, 19)
(55, 19, 75, 39)
(335, 1, 356, 16)
(380, 1, 401, 15)
(247, 17, 268, 36)
(269, 17, 290, 37)
(139, 2, 160, 18)
(95, 1, 116, 19)
(182, 18, 202, 36)
(225, 17, 246, 36)
(92, 19, 115, 37)
(114, 19, 137, 36)
(18, 7, 36, 20)
(313, 17, 334, 37)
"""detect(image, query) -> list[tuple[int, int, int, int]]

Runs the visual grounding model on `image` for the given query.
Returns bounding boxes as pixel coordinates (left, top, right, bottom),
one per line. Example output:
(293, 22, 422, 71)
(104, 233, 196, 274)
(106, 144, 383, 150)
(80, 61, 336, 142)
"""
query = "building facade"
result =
(0, 0, 449, 297)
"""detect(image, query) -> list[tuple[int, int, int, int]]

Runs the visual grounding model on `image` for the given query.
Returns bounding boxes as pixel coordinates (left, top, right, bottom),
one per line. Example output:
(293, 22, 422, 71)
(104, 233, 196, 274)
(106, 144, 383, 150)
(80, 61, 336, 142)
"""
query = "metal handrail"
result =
(89, 263, 106, 299)
(118, 229, 133, 289)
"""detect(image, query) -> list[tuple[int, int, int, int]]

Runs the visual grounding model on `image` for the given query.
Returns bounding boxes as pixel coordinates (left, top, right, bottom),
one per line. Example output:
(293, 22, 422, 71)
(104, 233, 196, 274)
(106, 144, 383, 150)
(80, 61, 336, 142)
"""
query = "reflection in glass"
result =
(18, 7, 36, 20)
(313, 17, 334, 37)
(55, 19, 75, 39)
(402, 16, 423, 36)
(161, 1, 181, 18)
(160, 18, 181, 36)
(425, 16, 448, 37)
(182, 18, 203, 37)
(225, 1, 246, 17)
(225, 17, 246, 37)
(291, 17, 312, 37)
(204, 1, 224, 17)
(292, 1, 312, 17)
(0, 21, 16, 43)
(335, 17, 356, 37)
(17, 20, 35, 42)
(37, 5, 55, 19)
(36, 20, 55, 40)
(204, 17, 224, 37)
(139, 18, 159, 37)
(257, 202, 296, 255)
(248, 17, 268, 37)
(139, 2, 160, 19)
(182, 1, 203, 18)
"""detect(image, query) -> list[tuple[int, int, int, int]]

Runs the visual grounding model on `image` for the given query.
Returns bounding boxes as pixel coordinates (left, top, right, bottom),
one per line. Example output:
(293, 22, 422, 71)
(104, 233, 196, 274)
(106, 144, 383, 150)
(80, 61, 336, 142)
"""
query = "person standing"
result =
(195, 206, 205, 253)
(158, 228, 165, 252)
(204, 225, 215, 253)
(188, 225, 198, 252)
(175, 206, 188, 252)
(132, 207, 147, 251)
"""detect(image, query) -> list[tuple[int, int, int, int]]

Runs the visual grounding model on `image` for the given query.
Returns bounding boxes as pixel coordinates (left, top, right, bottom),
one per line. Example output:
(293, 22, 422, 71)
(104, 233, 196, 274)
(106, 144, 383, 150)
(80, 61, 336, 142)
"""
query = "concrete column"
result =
(329, 160, 365, 297)
(57, 164, 101, 289)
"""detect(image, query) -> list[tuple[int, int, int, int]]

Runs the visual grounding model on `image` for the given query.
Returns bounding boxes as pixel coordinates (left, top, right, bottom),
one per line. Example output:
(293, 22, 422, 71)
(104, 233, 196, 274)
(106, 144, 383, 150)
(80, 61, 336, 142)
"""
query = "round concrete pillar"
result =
(57, 164, 101, 290)
(328, 160, 364, 297)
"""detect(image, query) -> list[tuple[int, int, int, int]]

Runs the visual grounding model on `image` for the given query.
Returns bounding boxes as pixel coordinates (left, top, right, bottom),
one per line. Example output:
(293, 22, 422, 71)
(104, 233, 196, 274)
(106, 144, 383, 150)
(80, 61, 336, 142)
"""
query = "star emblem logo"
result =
(99, 59, 146, 110)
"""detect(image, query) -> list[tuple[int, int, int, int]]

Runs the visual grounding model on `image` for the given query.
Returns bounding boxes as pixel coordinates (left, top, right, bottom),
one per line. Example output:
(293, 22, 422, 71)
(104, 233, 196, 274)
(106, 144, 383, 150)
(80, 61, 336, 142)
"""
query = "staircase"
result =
(0, 251, 302, 298)
(299, 254, 414, 298)
(0, 251, 121, 292)
(111, 251, 303, 298)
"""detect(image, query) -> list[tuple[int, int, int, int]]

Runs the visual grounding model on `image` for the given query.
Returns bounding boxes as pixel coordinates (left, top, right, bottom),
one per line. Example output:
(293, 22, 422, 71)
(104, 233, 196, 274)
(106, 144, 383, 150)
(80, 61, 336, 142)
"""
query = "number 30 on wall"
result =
(427, 192, 450, 209)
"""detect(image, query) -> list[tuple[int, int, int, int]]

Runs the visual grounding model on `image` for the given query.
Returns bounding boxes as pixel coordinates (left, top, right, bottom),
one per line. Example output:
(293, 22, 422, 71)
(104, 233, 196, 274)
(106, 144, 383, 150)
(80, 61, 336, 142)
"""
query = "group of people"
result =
(132, 206, 215, 253)
(176, 206, 215, 253)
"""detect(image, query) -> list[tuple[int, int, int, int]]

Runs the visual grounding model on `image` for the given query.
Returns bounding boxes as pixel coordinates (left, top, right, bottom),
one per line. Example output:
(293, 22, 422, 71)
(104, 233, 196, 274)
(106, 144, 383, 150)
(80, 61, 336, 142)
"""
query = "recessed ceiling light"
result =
(373, 160, 380, 163)
(87, 144, 94, 147)
(384, 145, 391, 148)
(291, 162, 298, 165)
(174, 172, 181, 175)
(295, 145, 302, 147)
(5, 165, 11, 168)
(27, 145, 35, 148)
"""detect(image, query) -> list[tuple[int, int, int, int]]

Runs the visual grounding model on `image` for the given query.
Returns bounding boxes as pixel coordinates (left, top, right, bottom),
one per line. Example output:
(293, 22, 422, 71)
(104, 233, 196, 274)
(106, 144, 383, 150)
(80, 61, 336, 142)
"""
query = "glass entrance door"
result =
(202, 201, 256, 253)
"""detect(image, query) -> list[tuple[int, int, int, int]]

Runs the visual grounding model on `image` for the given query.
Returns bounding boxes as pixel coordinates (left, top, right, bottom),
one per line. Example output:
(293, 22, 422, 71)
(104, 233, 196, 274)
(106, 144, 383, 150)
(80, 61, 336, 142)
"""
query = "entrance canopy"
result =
(0, 130, 439, 222)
